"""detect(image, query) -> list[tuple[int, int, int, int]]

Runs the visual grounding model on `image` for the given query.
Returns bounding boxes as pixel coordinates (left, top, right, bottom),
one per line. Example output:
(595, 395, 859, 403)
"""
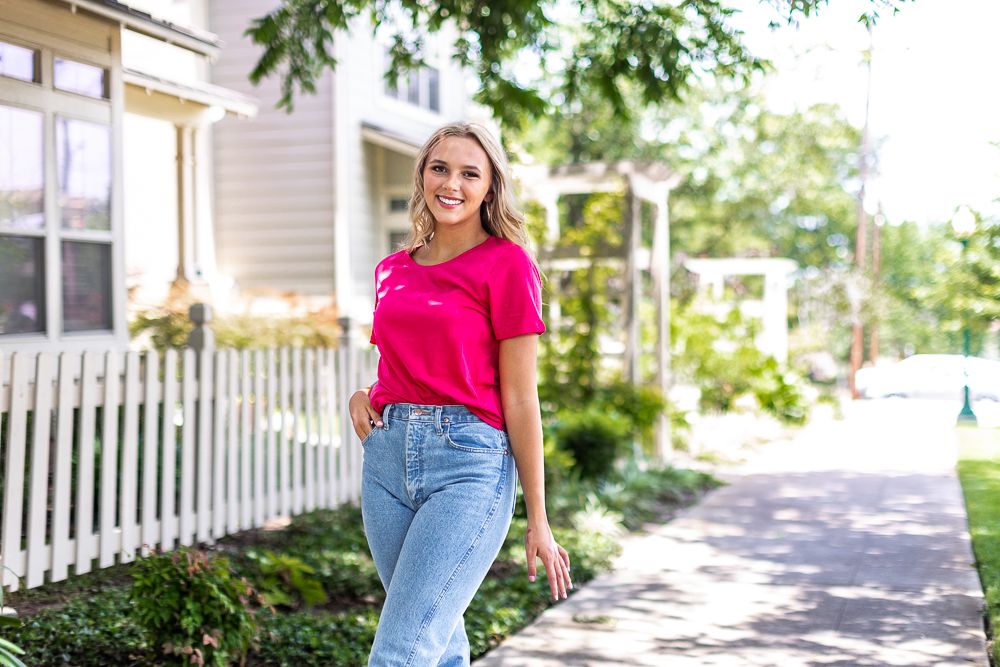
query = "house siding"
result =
(209, 0, 335, 297)
(209, 1, 483, 317)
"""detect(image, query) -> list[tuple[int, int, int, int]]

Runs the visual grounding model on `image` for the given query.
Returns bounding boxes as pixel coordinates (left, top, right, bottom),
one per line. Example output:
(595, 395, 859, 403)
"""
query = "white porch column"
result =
(175, 123, 195, 282)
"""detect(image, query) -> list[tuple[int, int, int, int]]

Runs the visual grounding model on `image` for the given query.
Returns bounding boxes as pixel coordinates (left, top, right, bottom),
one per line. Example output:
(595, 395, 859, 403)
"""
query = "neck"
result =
(424, 226, 490, 260)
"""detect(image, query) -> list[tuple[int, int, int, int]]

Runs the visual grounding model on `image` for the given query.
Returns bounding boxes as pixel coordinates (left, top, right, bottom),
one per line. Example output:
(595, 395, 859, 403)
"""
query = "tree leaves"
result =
(244, 0, 773, 121)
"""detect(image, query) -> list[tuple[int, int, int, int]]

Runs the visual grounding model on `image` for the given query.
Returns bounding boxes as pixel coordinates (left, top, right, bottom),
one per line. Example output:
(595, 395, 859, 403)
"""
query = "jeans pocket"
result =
(360, 424, 382, 447)
(444, 421, 508, 454)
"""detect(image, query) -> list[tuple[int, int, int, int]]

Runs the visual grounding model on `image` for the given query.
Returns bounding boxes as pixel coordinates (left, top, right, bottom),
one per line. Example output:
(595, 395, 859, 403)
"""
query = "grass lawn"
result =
(956, 426, 1000, 665)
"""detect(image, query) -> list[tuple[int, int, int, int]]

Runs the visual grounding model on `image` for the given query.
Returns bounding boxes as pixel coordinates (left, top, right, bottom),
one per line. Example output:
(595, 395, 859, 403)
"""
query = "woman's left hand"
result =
(524, 519, 572, 601)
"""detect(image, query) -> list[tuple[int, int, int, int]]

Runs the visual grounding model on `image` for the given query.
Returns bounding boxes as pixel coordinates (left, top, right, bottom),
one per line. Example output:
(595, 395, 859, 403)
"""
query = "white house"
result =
(0, 0, 255, 355)
(0, 0, 488, 355)
(208, 0, 490, 336)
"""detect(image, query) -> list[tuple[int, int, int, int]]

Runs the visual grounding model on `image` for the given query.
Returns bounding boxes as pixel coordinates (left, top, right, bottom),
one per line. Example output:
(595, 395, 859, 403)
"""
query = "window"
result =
(0, 235, 45, 335)
(386, 63, 441, 113)
(61, 240, 112, 331)
(0, 41, 116, 340)
(0, 104, 44, 229)
(0, 40, 37, 82)
(0, 104, 46, 335)
(388, 230, 409, 250)
(54, 58, 107, 99)
(56, 116, 112, 230)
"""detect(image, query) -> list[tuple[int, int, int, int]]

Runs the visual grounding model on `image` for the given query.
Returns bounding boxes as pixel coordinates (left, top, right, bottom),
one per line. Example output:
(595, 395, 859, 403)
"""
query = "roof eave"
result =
(58, 0, 222, 58)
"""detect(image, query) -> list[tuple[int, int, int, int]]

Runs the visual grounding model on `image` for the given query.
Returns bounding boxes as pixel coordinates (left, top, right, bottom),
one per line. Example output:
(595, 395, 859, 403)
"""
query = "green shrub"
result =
(550, 408, 630, 480)
(673, 302, 810, 424)
(306, 550, 383, 602)
(131, 548, 261, 666)
(6, 586, 148, 666)
(597, 466, 722, 530)
(253, 609, 379, 667)
(593, 380, 668, 452)
(128, 283, 341, 351)
(245, 550, 327, 609)
(225, 506, 383, 604)
(0, 575, 25, 667)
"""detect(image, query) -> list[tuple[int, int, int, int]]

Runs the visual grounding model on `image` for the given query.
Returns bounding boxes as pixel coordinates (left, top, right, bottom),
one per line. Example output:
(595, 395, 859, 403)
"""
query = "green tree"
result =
(919, 213, 1000, 354)
(535, 192, 624, 412)
(245, 0, 906, 127)
(869, 220, 953, 357)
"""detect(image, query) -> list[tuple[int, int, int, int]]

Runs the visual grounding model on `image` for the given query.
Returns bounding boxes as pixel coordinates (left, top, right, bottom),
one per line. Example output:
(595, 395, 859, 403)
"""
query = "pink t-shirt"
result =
(367, 235, 545, 430)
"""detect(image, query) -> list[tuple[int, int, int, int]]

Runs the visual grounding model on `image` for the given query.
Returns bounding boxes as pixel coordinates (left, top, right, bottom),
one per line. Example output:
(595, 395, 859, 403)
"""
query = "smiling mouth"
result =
(437, 195, 463, 206)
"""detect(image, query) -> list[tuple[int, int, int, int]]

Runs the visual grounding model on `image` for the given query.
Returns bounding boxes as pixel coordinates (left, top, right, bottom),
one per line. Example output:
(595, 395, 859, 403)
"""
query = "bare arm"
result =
(499, 334, 572, 600)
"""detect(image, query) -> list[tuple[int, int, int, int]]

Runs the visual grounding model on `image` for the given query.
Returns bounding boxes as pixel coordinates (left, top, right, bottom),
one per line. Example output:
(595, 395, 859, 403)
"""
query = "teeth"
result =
(438, 196, 462, 205)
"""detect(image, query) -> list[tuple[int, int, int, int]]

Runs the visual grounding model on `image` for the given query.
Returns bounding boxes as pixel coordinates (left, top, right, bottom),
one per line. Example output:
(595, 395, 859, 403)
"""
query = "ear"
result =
(485, 192, 494, 202)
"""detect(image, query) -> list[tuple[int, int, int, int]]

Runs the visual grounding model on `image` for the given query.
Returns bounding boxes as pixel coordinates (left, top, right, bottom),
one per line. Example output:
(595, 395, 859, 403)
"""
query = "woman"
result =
(348, 121, 572, 666)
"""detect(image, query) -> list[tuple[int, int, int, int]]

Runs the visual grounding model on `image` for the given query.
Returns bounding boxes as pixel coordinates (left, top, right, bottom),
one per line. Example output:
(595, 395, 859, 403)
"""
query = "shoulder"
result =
(487, 237, 539, 272)
(375, 248, 409, 274)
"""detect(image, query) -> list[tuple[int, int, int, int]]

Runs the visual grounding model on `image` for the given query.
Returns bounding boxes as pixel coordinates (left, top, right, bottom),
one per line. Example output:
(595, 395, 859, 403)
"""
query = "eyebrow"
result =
(428, 159, 482, 172)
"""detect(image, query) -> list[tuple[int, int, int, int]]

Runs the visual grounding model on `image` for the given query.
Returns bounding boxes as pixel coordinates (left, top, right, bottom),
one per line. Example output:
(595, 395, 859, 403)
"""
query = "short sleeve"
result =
(487, 246, 546, 340)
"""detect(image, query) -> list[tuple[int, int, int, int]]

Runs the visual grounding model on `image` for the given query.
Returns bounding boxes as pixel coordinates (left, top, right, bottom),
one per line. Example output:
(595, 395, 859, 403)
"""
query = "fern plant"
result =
(0, 567, 26, 667)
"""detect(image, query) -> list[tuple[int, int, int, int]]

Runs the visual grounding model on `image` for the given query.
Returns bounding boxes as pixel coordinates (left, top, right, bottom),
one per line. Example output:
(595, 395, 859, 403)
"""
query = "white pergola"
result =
(684, 257, 798, 363)
(514, 161, 681, 461)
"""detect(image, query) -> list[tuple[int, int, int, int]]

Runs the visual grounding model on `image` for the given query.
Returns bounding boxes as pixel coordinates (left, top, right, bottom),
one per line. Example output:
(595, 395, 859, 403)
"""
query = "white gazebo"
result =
(684, 257, 798, 363)
(515, 161, 681, 461)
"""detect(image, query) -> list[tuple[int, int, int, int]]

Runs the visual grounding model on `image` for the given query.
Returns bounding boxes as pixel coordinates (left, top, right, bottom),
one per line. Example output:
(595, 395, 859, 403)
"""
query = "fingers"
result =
(544, 549, 571, 601)
(531, 546, 572, 602)
(558, 544, 571, 573)
(349, 392, 382, 441)
(367, 406, 383, 428)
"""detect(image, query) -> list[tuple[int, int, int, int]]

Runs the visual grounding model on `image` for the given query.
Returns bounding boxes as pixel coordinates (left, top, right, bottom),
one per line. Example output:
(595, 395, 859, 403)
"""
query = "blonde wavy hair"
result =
(402, 122, 539, 268)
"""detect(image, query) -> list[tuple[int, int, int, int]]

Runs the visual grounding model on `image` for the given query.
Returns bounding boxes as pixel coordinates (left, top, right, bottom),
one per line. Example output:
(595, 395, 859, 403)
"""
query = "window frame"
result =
(0, 37, 41, 84)
(0, 25, 125, 352)
(378, 40, 445, 121)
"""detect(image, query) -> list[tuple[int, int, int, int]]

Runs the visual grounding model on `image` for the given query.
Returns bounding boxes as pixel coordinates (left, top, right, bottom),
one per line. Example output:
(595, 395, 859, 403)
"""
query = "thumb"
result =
(367, 406, 383, 427)
(526, 547, 537, 582)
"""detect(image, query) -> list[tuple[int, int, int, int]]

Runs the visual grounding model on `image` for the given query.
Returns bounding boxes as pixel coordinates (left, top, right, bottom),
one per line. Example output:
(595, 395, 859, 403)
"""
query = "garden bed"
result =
(3, 465, 719, 666)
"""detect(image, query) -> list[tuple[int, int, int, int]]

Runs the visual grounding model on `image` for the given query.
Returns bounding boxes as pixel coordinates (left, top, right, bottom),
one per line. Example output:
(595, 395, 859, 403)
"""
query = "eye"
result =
(464, 171, 479, 178)
(430, 165, 446, 173)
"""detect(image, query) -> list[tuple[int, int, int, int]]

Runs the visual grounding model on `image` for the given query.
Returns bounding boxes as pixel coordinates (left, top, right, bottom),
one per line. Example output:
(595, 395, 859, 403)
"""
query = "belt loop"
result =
(434, 405, 443, 434)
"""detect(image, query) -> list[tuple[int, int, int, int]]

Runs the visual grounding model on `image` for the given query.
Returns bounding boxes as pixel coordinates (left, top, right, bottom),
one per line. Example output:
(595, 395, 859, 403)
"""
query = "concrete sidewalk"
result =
(475, 400, 988, 666)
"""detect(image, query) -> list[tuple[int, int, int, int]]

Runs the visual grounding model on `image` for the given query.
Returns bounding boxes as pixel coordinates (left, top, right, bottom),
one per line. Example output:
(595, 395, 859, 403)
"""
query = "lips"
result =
(436, 195, 463, 208)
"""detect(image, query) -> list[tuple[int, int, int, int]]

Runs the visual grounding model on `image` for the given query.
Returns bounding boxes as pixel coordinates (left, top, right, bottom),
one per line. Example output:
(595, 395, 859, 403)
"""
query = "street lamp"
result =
(951, 205, 977, 426)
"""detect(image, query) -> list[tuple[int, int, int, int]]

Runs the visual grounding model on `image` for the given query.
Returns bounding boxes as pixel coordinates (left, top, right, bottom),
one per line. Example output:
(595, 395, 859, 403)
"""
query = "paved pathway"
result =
(476, 399, 989, 666)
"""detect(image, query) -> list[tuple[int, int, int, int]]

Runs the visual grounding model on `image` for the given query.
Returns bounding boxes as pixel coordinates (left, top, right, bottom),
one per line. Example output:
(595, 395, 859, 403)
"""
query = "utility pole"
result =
(869, 208, 884, 364)
(849, 24, 874, 399)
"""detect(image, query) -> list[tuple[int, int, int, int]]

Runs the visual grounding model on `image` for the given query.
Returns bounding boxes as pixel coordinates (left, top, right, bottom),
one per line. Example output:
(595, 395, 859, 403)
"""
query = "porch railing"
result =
(0, 345, 376, 591)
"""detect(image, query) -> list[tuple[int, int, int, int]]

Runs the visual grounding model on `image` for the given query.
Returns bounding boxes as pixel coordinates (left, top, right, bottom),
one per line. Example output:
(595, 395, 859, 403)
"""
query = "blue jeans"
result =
(360, 403, 518, 666)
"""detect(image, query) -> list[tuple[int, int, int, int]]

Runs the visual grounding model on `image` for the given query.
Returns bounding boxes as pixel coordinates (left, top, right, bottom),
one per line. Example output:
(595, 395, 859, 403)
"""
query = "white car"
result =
(856, 354, 1000, 402)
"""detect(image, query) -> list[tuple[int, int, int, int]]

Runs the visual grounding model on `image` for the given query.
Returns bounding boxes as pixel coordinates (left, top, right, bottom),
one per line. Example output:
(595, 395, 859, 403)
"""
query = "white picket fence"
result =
(0, 346, 377, 591)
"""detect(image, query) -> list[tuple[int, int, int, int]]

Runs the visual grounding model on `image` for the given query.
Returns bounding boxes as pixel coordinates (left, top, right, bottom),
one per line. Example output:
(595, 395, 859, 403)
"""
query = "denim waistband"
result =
(382, 403, 484, 426)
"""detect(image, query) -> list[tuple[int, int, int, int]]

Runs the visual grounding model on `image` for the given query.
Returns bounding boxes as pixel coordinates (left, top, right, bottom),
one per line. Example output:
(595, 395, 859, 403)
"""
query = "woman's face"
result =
(422, 136, 493, 232)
